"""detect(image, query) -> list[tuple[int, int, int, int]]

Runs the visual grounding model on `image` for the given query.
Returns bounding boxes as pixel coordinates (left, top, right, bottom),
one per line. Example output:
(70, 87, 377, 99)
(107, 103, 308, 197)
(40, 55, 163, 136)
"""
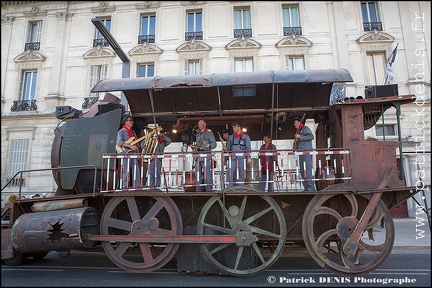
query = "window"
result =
(366, 52, 386, 85)
(93, 18, 111, 47)
(21, 71, 38, 101)
(234, 7, 252, 38)
(186, 60, 201, 75)
(286, 56, 305, 70)
(139, 15, 156, 44)
(361, 2, 382, 31)
(9, 139, 29, 177)
(186, 11, 203, 40)
(282, 6, 302, 36)
(89, 65, 108, 97)
(138, 63, 155, 77)
(235, 58, 253, 72)
(375, 124, 397, 137)
(25, 21, 42, 51)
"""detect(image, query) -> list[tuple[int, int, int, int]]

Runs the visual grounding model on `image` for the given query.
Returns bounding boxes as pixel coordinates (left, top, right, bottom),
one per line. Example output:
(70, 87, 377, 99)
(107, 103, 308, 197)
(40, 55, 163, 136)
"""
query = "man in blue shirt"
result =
(225, 123, 252, 187)
(194, 119, 217, 191)
(294, 118, 316, 191)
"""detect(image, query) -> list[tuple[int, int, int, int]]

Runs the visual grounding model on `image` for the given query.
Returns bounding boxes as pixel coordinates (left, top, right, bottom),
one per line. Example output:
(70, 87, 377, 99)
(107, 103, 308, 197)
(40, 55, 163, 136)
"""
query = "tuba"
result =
(142, 127, 162, 162)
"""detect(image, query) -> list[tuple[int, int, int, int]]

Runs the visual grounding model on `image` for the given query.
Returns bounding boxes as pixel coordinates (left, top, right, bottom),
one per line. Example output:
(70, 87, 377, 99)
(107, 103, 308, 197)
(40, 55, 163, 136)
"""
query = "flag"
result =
(385, 43, 399, 84)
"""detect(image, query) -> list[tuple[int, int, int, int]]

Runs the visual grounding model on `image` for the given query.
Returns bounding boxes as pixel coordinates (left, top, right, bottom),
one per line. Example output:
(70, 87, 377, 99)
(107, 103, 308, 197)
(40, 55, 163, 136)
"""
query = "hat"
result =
(122, 115, 133, 124)
(222, 129, 230, 134)
(232, 122, 240, 127)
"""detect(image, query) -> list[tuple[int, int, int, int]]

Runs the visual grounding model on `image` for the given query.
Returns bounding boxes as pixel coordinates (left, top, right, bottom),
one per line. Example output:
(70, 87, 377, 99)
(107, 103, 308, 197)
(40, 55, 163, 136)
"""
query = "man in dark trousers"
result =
(225, 122, 252, 187)
(294, 117, 316, 191)
(194, 119, 217, 191)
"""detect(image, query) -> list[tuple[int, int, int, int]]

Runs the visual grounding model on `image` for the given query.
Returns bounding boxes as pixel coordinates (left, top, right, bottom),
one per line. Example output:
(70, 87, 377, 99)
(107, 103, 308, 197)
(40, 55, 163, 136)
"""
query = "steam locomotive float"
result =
(1, 69, 422, 276)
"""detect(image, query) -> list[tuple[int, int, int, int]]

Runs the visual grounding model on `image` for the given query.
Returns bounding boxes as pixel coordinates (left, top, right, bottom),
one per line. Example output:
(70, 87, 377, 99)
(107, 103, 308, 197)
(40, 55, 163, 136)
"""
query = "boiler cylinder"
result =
(11, 207, 99, 253)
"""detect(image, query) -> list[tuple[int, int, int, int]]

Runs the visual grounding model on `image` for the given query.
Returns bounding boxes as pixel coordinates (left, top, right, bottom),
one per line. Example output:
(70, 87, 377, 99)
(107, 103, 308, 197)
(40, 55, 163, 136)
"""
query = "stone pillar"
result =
(44, 11, 73, 110)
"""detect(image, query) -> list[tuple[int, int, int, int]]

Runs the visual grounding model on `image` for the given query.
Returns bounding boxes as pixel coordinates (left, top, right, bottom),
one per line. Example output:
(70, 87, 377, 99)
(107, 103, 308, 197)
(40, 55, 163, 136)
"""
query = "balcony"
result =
(234, 29, 252, 38)
(138, 34, 155, 44)
(24, 42, 40, 51)
(11, 100, 37, 112)
(93, 38, 110, 47)
(283, 27, 302, 36)
(185, 31, 203, 41)
(82, 97, 99, 109)
(363, 22, 383, 31)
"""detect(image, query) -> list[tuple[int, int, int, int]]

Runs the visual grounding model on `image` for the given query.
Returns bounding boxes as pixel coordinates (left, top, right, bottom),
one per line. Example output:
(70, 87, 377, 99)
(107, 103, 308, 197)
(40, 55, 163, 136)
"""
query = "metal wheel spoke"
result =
(209, 243, 231, 255)
(126, 197, 141, 221)
(251, 242, 266, 264)
(142, 199, 164, 222)
(244, 206, 273, 224)
(234, 246, 244, 270)
(202, 222, 232, 234)
(249, 226, 281, 239)
(316, 206, 343, 220)
(316, 229, 337, 249)
(105, 217, 132, 231)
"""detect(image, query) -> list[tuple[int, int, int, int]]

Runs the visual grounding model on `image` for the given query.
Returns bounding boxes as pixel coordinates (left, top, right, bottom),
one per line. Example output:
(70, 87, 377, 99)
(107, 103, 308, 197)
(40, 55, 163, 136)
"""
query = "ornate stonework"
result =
(55, 11, 74, 21)
(176, 41, 211, 53)
(23, 6, 47, 17)
(91, 2, 116, 13)
(225, 38, 261, 50)
(129, 43, 163, 55)
(136, 1, 161, 9)
(357, 31, 394, 44)
(1, 16, 15, 25)
(83, 46, 116, 59)
(14, 50, 46, 63)
(275, 35, 312, 48)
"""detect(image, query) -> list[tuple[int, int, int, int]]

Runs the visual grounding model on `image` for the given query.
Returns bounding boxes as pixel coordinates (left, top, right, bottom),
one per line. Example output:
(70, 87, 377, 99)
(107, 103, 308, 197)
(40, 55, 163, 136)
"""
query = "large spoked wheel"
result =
(100, 196, 182, 273)
(302, 191, 394, 276)
(197, 194, 286, 276)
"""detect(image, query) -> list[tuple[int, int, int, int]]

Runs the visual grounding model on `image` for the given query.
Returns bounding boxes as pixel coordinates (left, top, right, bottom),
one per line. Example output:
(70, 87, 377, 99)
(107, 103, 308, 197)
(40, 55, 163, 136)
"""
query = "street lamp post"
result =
(91, 18, 130, 108)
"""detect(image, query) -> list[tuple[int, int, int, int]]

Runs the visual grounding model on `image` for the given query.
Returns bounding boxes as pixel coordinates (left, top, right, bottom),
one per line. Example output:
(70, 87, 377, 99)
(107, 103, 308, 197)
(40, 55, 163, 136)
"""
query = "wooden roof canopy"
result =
(91, 69, 353, 140)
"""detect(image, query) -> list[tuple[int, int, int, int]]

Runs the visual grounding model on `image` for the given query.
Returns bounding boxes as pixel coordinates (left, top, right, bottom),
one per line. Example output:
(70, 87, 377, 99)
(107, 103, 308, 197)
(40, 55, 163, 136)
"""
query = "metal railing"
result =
(1, 165, 98, 198)
(101, 148, 351, 193)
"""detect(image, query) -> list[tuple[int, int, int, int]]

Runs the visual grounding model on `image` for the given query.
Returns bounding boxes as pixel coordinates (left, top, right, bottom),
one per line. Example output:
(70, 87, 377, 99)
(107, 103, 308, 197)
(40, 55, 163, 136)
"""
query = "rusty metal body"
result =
(1, 69, 422, 277)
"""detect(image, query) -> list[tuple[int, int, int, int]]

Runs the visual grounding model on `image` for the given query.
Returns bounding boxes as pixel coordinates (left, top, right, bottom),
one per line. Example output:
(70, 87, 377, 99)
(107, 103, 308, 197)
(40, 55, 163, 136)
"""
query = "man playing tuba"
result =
(145, 125, 172, 188)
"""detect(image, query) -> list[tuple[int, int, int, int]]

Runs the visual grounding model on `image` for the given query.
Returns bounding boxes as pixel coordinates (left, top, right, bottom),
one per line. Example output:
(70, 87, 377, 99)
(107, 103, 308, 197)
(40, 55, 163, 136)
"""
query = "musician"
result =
(294, 117, 316, 191)
(225, 122, 252, 187)
(117, 115, 143, 189)
(148, 129, 172, 187)
(194, 119, 217, 192)
(259, 134, 278, 192)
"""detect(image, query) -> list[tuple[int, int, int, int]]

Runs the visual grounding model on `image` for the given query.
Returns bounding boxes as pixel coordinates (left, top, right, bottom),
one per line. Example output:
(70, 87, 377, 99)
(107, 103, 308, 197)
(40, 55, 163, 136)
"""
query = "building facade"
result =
(1, 1, 430, 216)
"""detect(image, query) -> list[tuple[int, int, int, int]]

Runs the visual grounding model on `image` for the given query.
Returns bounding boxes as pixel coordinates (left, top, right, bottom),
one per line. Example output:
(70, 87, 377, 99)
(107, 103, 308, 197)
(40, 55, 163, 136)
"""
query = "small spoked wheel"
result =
(197, 194, 286, 276)
(100, 196, 182, 273)
(302, 191, 394, 276)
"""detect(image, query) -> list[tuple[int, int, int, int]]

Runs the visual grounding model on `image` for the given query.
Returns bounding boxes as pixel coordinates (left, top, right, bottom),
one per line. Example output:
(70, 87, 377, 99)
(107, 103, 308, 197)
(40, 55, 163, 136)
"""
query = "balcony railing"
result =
(82, 97, 99, 109)
(363, 22, 383, 31)
(93, 38, 110, 47)
(234, 29, 252, 38)
(185, 31, 203, 41)
(283, 26, 302, 36)
(11, 100, 37, 112)
(24, 42, 40, 51)
(138, 34, 156, 44)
